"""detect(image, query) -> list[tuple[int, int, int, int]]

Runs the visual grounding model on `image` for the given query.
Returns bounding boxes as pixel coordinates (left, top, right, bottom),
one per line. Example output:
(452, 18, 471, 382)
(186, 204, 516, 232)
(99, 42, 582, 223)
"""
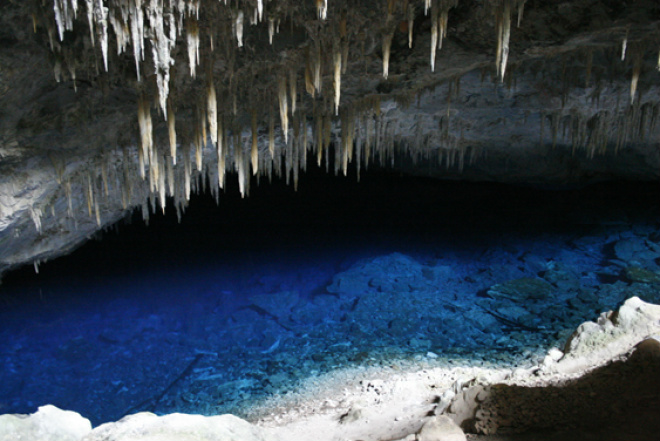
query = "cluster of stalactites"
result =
(48, 1, 530, 120)
(43, 0, 566, 217)
(540, 101, 660, 159)
(49, 0, 285, 120)
(47, 0, 534, 149)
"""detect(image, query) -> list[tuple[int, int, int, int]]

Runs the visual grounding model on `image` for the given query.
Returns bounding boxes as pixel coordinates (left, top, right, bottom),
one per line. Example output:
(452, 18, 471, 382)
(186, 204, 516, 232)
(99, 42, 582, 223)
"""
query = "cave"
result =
(1, 1, 660, 440)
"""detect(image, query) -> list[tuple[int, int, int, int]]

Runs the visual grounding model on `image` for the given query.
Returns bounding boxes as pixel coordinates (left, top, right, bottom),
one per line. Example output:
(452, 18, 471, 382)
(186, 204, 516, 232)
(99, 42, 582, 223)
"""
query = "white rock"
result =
(82, 412, 278, 441)
(548, 347, 563, 361)
(0, 405, 92, 441)
(555, 297, 660, 374)
(416, 415, 466, 441)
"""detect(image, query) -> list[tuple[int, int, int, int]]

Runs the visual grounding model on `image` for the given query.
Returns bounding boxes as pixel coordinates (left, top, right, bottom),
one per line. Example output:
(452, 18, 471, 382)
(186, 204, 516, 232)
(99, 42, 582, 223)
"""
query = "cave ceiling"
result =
(0, 0, 659, 277)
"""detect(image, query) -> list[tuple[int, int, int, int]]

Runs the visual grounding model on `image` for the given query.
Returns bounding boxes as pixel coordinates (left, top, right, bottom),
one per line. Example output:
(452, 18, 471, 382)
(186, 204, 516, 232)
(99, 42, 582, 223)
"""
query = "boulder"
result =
(556, 297, 660, 374)
(0, 405, 92, 441)
(417, 415, 467, 441)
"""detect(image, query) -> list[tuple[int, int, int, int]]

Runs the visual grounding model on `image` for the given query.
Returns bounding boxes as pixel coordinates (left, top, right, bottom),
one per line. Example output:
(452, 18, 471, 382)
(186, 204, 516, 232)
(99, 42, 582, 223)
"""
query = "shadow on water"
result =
(1, 166, 660, 425)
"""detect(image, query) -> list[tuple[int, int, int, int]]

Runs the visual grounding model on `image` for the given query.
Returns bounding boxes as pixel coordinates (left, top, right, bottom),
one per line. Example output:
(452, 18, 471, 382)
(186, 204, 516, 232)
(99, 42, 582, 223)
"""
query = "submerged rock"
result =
(487, 278, 555, 302)
(624, 266, 660, 285)
(248, 290, 301, 321)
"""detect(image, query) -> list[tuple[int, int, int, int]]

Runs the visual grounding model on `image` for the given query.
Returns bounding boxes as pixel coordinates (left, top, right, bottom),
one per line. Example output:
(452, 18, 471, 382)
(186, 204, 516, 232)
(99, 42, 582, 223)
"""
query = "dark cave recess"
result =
(2, 167, 659, 298)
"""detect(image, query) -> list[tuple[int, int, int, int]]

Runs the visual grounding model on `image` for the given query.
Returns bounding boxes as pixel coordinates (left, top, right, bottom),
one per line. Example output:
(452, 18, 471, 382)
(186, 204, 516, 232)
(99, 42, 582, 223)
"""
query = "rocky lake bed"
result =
(2, 206, 660, 429)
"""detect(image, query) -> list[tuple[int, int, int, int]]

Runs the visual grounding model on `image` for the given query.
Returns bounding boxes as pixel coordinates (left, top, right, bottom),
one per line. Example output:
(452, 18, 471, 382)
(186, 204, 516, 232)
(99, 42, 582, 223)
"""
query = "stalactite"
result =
(431, 10, 438, 72)
(237, 141, 247, 198)
(408, 3, 415, 49)
(195, 125, 203, 172)
(383, 31, 393, 79)
(148, 0, 175, 118)
(94, 200, 101, 226)
(158, 152, 166, 213)
(94, 0, 109, 72)
(235, 9, 244, 47)
(217, 114, 226, 189)
(183, 144, 192, 201)
(621, 33, 628, 61)
(86, 173, 94, 217)
(101, 159, 109, 196)
(167, 157, 175, 197)
(186, 18, 200, 77)
(29, 207, 43, 234)
(439, 9, 448, 49)
(138, 95, 153, 179)
(251, 109, 259, 175)
(278, 75, 289, 143)
(85, 0, 95, 46)
(425, 0, 431, 16)
(129, 0, 144, 81)
(315, 109, 323, 166)
(495, 0, 511, 82)
(268, 17, 275, 44)
(317, 0, 328, 20)
(268, 110, 275, 158)
(313, 41, 322, 94)
(167, 98, 177, 164)
(631, 56, 641, 104)
(290, 69, 297, 116)
(333, 46, 342, 115)
(517, 0, 525, 27)
(207, 82, 218, 147)
(257, 0, 263, 22)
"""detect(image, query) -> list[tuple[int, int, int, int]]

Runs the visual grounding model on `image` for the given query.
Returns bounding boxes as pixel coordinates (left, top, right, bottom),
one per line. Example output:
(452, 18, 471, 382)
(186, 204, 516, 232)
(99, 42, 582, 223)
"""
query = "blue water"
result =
(1, 171, 659, 426)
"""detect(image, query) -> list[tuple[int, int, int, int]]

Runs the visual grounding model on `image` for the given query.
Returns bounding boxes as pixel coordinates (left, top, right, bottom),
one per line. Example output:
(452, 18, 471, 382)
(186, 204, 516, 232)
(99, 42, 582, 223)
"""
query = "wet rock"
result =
(625, 282, 660, 304)
(487, 278, 554, 302)
(613, 238, 660, 266)
(409, 337, 432, 350)
(327, 253, 425, 296)
(217, 378, 256, 395)
(596, 281, 629, 309)
(0, 405, 92, 441)
(417, 415, 466, 441)
(543, 265, 580, 292)
(248, 290, 300, 321)
(289, 297, 343, 326)
(266, 372, 288, 389)
(421, 265, 454, 283)
(624, 266, 660, 284)
(494, 305, 530, 323)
